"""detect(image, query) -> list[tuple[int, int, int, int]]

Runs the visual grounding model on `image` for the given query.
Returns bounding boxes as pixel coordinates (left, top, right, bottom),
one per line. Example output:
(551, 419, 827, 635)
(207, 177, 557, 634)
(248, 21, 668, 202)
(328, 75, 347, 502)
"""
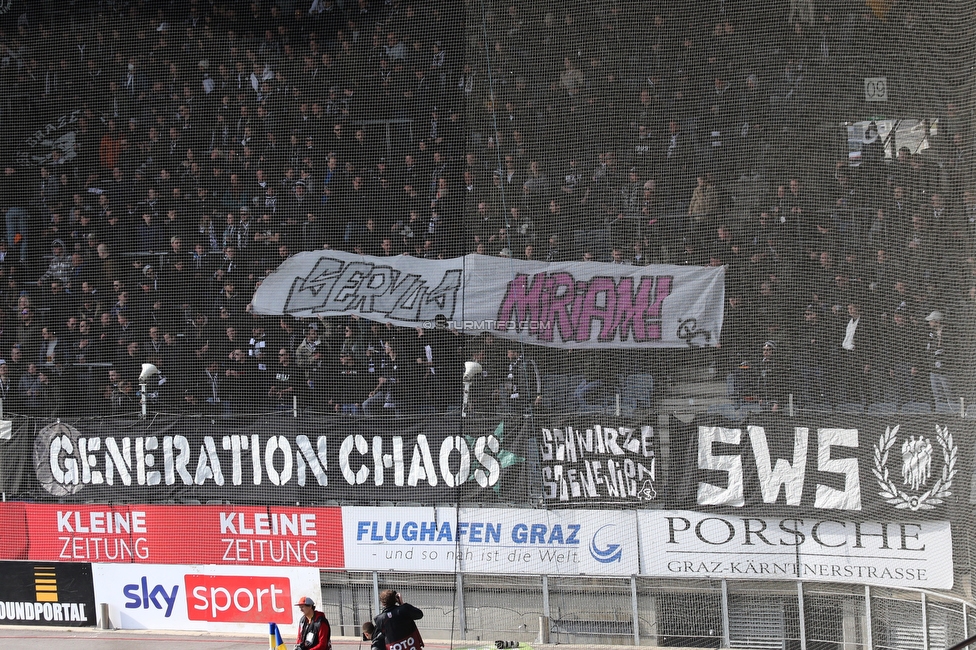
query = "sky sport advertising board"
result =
(92, 563, 320, 633)
(341, 506, 639, 576)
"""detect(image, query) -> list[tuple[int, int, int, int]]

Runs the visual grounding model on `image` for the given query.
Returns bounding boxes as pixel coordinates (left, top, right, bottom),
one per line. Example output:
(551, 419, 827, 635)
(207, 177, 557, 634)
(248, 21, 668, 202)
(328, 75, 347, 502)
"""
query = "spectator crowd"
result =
(0, 0, 971, 417)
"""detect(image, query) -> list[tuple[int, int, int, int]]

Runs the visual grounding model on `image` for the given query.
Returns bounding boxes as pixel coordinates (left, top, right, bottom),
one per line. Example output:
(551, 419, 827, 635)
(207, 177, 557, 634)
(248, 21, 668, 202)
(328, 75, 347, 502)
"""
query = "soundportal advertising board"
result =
(92, 564, 321, 633)
(0, 561, 96, 627)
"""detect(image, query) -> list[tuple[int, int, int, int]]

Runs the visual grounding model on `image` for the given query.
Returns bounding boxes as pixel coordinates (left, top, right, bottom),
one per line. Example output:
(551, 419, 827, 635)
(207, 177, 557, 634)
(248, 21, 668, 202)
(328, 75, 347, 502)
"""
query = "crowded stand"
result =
(0, 0, 970, 419)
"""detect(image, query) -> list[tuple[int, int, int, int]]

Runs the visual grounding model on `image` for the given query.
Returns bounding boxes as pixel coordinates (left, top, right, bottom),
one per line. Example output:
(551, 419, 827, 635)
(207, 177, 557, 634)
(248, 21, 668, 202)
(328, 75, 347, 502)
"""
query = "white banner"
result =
(637, 511, 953, 589)
(92, 564, 320, 633)
(342, 506, 638, 576)
(252, 251, 724, 349)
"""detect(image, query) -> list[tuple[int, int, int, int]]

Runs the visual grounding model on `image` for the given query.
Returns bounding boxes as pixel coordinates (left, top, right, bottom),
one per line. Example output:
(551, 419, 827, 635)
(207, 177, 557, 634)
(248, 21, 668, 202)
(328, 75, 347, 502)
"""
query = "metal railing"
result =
(320, 571, 975, 649)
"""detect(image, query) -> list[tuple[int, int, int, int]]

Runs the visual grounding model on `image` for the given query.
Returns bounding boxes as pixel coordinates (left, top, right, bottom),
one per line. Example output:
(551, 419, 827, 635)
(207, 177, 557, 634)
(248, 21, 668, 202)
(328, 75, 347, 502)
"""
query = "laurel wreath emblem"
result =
(872, 424, 957, 511)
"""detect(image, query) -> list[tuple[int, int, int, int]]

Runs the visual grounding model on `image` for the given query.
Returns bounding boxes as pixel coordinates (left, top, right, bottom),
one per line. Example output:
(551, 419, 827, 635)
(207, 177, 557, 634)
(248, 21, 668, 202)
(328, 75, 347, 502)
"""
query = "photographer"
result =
(373, 590, 424, 650)
(295, 596, 331, 650)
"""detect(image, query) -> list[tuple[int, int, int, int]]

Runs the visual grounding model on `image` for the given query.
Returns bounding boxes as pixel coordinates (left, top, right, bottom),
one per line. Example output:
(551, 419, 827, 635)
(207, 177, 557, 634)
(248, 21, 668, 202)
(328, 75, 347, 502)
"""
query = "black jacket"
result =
(370, 629, 386, 650)
(373, 603, 424, 646)
(297, 610, 331, 650)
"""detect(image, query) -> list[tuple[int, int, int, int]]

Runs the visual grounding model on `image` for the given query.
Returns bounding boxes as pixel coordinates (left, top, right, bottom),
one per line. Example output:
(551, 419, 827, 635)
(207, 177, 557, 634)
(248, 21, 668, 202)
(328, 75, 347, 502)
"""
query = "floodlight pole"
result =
(140, 383, 147, 418)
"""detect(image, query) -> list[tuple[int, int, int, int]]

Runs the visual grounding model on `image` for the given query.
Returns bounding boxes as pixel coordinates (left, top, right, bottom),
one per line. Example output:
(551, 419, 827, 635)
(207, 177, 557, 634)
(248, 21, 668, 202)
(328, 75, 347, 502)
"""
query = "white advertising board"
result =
(92, 563, 321, 633)
(637, 510, 953, 589)
(342, 506, 638, 576)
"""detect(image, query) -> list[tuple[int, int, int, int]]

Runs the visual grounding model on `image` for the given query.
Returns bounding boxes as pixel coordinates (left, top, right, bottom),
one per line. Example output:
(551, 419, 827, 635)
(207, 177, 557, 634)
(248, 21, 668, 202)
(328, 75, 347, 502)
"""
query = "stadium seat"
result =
(619, 373, 654, 414)
(542, 373, 571, 412)
(571, 374, 614, 414)
(707, 403, 747, 421)
(900, 402, 933, 414)
(866, 402, 899, 415)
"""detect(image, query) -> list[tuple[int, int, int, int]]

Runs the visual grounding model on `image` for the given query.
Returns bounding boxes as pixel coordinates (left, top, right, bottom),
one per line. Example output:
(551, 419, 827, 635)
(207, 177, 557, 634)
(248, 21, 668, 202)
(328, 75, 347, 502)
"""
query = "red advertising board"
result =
(18, 504, 343, 568)
(184, 573, 294, 623)
(0, 503, 28, 560)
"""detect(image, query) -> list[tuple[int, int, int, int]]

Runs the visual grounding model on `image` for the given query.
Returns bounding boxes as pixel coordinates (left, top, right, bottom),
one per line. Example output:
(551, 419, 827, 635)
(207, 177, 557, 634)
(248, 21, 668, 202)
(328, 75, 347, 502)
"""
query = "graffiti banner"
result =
(15, 109, 88, 166)
(32, 414, 529, 504)
(250, 251, 725, 349)
(668, 415, 971, 519)
(537, 418, 658, 506)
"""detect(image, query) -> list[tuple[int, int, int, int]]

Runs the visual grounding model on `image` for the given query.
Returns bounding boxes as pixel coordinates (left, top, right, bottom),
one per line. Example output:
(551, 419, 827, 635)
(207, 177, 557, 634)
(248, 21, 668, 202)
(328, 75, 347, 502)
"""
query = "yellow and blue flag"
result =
(270, 622, 288, 650)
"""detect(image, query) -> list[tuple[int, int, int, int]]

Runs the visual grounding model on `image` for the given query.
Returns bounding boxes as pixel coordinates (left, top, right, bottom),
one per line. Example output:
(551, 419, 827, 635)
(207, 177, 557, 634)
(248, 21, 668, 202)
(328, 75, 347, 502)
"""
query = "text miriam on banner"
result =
(251, 251, 725, 349)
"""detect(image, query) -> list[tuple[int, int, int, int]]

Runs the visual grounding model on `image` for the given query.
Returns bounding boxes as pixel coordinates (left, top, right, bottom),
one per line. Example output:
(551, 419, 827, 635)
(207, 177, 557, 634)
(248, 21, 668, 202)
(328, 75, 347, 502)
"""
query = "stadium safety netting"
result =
(0, 0, 974, 647)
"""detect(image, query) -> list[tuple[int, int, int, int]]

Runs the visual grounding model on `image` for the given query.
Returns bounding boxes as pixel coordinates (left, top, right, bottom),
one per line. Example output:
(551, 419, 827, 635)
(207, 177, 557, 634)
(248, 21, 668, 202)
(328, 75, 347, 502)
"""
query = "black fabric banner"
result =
(0, 416, 34, 496)
(668, 414, 972, 519)
(20, 411, 973, 514)
(536, 417, 658, 506)
(0, 561, 96, 626)
(29, 414, 531, 505)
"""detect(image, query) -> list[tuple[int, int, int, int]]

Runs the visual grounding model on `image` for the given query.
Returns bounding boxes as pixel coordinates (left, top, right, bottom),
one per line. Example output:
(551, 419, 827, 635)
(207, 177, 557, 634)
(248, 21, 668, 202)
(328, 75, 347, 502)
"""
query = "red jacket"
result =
(298, 610, 331, 650)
